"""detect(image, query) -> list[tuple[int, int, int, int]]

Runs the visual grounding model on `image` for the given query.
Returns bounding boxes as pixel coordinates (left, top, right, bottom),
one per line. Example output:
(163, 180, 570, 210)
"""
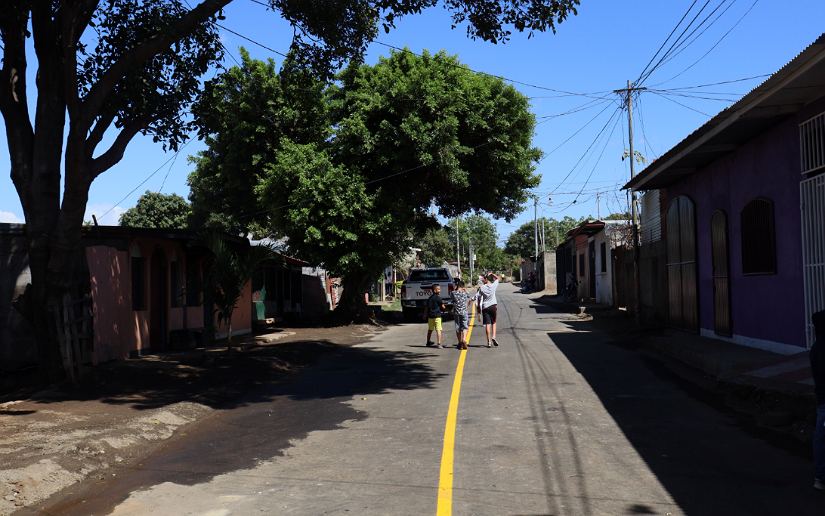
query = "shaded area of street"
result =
(547, 315, 822, 515)
(22, 285, 825, 515)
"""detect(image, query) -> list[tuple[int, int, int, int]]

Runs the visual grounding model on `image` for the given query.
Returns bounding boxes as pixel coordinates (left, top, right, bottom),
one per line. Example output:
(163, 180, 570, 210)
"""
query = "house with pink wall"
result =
(1, 224, 253, 367)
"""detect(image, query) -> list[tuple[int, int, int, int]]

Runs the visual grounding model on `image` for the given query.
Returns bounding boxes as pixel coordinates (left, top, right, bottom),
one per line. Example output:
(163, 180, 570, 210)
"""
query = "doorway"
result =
(711, 210, 732, 336)
(666, 196, 698, 331)
(150, 247, 168, 351)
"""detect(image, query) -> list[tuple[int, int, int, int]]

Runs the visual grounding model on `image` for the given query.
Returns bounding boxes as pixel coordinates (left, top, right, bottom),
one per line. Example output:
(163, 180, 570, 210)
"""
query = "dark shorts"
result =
(482, 304, 497, 325)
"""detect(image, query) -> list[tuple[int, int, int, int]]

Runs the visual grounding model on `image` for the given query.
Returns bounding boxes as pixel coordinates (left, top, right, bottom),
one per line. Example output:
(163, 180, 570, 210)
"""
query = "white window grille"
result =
(801, 174, 825, 348)
(800, 111, 825, 175)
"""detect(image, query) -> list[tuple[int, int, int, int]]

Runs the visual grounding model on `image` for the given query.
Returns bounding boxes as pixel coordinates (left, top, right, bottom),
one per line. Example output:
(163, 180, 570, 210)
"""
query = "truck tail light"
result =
(401, 285, 406, 297)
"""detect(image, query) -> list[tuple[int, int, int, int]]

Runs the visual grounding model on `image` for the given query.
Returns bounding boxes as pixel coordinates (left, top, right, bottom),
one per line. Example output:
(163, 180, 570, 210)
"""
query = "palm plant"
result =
(206, 236, 274, 351)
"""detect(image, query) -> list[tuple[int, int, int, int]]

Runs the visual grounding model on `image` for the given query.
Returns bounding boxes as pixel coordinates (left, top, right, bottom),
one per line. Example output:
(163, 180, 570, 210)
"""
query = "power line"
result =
(550, 105, 624, 193)
(98, 139, 194, 221)
(634, 0, 700, 85)
(660, 73, 769, 90)
(571, 110, 623, 204)
(216, 23, 289, 58)
(653, 0, 735, 72)
(650, 90, 711, 116)
(371, 41, 606, 99)
(539, 101, 618, 162)
(651, 0, 761, 86)
(638, 0, 715, 86)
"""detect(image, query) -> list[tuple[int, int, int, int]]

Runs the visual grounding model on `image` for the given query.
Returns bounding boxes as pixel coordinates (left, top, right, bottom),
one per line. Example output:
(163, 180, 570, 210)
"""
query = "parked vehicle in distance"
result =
(400, 268, 455, 322)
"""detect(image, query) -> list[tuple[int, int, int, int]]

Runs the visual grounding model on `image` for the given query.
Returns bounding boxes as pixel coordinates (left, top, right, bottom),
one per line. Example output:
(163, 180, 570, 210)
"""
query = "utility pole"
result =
(455, 218, 461, 278)
(615, 79, 644, 319)
(468, 237, 474, 282)
(596, 191, 601, 220)
(533, 195, 539, 259)
(541, 217, 546, 254)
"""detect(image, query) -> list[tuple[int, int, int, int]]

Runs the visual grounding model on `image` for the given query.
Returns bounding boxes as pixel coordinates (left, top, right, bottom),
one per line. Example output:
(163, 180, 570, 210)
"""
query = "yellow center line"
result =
(436, 304, 476, 516)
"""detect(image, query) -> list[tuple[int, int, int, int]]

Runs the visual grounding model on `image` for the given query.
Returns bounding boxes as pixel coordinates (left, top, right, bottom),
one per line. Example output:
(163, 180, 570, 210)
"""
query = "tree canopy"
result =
(119, 191, 191, 229)
(191, 49, 542, 316)
(0, 0, 579, 375)
(418, 227, 454, 268)
(504, 216, 585, 258)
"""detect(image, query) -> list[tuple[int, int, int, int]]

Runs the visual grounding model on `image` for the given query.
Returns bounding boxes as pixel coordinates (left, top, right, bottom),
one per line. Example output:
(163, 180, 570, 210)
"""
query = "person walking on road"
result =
(425, 285, 446, 349)
(475, 272, 500, 348)
(450, 279, 473, 350)
(810, 310, 825, 490)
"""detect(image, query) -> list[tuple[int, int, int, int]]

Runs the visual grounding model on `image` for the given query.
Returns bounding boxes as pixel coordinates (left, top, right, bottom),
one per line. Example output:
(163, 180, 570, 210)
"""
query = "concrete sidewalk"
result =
(533, 294, 816, 444)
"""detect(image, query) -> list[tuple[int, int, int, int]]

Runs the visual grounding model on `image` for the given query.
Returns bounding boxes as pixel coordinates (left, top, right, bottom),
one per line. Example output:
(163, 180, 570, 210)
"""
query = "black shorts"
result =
(482, 304, 497, 325)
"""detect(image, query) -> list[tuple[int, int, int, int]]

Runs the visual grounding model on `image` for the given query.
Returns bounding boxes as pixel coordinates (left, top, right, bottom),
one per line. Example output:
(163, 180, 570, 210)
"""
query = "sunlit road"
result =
(36, 284, 823, 515)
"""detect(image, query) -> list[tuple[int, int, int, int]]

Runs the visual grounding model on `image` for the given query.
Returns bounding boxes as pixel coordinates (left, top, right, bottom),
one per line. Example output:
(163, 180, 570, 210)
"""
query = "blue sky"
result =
(1, 0, 824, 247)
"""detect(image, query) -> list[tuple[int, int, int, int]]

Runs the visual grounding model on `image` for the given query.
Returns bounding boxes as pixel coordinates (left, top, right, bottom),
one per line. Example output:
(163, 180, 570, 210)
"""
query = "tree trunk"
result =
(333, 271, 375, 324)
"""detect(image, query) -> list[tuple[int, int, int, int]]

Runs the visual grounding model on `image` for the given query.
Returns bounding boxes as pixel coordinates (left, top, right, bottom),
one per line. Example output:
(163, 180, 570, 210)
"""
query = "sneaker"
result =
(486, 342, 492, 348)
(815, 479, 825, 491)
(437, 344, 443, 349)
(426, 341, 435, 347)
(492, 338, 499, 347)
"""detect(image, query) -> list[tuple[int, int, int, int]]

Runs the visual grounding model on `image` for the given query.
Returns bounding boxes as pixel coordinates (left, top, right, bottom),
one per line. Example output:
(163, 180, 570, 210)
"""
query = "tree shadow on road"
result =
(545, 317, 824, 516)
(22, 340, 444, 411)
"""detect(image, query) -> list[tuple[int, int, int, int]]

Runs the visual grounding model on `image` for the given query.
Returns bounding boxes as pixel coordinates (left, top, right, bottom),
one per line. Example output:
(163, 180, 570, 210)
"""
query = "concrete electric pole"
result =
(615, 79, 644, 319)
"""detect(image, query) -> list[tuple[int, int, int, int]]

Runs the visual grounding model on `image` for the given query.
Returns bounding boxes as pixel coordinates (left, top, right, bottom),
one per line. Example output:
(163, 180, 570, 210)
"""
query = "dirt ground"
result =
(0, 324, 382, 515)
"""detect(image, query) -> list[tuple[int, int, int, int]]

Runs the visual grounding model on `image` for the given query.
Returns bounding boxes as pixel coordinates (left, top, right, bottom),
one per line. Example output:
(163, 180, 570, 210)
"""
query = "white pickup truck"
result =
(400, 268, 455, 322)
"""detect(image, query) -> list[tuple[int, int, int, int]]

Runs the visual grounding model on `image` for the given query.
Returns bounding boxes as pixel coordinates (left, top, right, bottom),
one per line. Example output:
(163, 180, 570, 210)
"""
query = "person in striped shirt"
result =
(450, 279, 473, 350)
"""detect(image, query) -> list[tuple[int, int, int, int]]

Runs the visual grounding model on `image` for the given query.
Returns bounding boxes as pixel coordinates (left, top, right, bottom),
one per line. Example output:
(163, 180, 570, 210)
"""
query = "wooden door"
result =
(666, 196, 698, 331)
(711, 210, 732, 336)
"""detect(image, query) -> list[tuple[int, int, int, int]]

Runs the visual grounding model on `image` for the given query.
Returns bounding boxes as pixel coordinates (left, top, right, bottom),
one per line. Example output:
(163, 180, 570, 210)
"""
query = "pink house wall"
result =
(86, 246, 133, 363)
(215, 280, 253, 338)
(88, 235, 253, 358)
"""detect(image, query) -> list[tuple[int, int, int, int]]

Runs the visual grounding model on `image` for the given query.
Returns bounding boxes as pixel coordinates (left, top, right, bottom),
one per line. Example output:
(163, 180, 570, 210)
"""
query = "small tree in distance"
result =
(119, 191, 192, 229)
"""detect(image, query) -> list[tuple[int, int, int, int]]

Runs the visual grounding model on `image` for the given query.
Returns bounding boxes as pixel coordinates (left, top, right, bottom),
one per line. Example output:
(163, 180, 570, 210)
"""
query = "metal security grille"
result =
(800, 112, 825, 175)
(801, 174, 825, 348)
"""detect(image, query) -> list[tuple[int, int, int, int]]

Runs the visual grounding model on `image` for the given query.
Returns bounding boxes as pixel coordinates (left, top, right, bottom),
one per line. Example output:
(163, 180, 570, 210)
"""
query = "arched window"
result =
(740, 198, 776, 275)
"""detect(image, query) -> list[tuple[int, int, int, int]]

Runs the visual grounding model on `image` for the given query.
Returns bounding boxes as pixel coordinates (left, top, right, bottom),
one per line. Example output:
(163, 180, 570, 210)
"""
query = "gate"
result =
(666, 196, 698, 331)
(802, 174, 825, 348)
(711, 210, 732, 336)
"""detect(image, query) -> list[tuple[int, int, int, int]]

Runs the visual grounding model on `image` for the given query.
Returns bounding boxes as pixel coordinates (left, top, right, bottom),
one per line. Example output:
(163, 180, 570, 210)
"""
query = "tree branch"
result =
(80, 0, 230, 132)
(89, 119, 146, 177)
(85, 108, 116, 152)
(0, 2, 35, 200)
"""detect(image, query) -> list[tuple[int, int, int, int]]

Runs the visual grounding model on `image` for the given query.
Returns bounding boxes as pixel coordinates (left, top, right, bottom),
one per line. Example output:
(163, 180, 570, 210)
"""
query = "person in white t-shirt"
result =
(475, 272, 500, 348)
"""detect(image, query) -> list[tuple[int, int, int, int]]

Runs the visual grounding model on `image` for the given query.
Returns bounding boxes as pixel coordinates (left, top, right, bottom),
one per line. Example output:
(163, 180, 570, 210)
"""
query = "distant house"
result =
(626, 33, 825, 354)
(556, 220, 605, 301)
(593, 220, 631, 306)
(249, 242, 336, 323)
(0, 224, 253, 370)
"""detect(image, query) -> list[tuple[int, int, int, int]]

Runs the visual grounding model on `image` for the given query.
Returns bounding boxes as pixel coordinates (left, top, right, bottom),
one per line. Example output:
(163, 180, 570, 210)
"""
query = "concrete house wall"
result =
(665, 116, 808, 352)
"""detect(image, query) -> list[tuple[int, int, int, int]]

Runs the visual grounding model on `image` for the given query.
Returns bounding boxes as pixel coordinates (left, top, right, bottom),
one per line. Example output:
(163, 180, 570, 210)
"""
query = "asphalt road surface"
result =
(35, 284, 824, 515)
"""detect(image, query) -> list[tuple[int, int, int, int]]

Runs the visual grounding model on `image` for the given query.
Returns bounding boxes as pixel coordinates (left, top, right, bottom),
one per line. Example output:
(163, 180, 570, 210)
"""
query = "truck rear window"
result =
(408, 269, 450, 281)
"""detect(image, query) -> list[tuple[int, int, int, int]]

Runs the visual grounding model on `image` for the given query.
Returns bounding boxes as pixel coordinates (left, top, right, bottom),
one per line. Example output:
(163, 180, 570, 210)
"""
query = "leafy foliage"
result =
(188, 48, 330, 234)
(418, 226, 454, 268)
(118, 191, 192, 229)
(192, 49, 542, 315)
(206, 236, 273, 349)
(504, 216, 585, 257)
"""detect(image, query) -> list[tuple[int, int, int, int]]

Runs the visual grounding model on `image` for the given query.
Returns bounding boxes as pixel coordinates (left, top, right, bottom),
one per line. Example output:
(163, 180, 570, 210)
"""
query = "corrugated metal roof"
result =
(625, 32, 825, 190)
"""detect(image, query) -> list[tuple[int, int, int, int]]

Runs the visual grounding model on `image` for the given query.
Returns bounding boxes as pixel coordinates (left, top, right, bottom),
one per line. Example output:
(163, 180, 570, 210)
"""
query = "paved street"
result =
(36, 284, 823, 515)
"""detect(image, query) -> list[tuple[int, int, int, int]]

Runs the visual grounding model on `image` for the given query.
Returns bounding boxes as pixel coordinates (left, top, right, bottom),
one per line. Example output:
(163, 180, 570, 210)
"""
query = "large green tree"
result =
(198, 49, 543, 319)
(504, 216, 584, 258)
(118, 191, 191, 229)
(0, 1, 579, 378)
(418, 226, 453, 268)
